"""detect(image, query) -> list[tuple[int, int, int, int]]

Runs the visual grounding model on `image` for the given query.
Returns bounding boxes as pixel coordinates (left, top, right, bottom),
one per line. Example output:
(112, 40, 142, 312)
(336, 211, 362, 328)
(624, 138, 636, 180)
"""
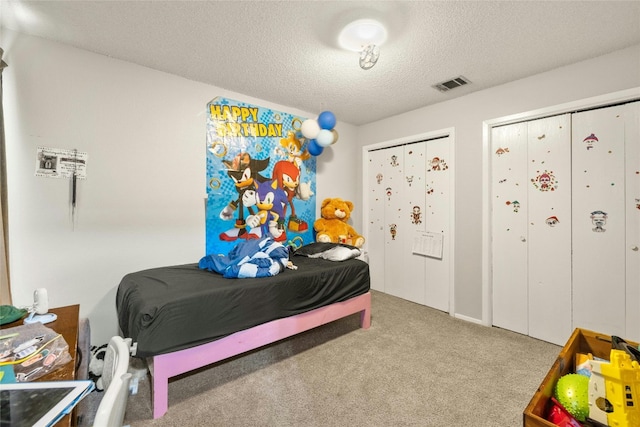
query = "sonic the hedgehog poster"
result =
(206, 97, 316, 256)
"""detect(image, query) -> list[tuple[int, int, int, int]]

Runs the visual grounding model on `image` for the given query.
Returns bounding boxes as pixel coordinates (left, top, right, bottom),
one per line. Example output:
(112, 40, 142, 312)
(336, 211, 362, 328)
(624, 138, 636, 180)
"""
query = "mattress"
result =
(116, 255, 370, 357)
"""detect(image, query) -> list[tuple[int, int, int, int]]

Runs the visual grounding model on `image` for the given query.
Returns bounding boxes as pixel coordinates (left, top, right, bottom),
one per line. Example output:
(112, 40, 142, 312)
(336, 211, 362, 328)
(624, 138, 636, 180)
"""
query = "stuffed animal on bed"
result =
(313, 198, 365, 248)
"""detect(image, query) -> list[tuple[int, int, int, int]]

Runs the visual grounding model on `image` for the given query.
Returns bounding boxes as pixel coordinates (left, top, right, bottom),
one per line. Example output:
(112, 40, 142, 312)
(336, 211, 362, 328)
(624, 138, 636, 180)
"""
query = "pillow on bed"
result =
(293, 242, 361, 261)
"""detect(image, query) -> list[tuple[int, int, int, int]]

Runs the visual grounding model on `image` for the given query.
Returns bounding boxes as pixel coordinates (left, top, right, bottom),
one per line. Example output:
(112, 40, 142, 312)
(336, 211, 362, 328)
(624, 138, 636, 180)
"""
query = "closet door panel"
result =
(527, 114, 572, 345)
(383, 146, 406, 299)
(367, 149, 387, 292)
(398, 143, 426, 304)
(572, 106, 626, 337)
(491, 123, 528, 334)
(424, 137, 451, 312)
(625, 102, 640, 342)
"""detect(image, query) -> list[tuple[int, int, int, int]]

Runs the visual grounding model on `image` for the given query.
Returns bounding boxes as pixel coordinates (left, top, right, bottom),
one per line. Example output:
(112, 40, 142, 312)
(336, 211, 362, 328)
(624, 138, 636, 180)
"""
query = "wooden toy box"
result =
(523, 328, 638, 427)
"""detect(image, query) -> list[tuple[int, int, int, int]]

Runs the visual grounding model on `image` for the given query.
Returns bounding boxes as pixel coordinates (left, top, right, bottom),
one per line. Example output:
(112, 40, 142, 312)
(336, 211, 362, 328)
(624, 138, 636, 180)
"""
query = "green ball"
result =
(554, 373, 590, 422)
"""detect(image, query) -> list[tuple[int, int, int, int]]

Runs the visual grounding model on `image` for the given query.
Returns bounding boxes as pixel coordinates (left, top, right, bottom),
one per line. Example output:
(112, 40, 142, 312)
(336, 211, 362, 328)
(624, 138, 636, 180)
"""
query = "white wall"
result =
(357, 44, 640, 322)
(3, 30, 359, 345)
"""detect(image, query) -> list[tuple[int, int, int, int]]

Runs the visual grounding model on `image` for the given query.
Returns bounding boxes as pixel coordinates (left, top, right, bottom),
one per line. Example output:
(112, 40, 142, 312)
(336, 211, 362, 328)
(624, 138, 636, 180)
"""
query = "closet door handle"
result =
(632, 245, 639, 252)
(520, 236, 526, 242)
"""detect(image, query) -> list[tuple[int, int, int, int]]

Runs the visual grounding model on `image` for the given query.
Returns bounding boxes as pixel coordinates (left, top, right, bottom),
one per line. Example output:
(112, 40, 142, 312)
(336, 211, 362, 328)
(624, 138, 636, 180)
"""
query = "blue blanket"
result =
(198, 238, 290, 278)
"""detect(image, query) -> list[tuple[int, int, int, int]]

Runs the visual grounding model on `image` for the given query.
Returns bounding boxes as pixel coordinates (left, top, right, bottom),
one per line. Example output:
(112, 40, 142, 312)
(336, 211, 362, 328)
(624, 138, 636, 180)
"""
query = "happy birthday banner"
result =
(205, 97, 317, 256)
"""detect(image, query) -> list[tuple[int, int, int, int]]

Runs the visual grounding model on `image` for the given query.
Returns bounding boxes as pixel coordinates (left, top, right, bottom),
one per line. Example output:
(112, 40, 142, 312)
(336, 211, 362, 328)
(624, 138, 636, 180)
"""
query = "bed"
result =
(116, 243, 371, 419)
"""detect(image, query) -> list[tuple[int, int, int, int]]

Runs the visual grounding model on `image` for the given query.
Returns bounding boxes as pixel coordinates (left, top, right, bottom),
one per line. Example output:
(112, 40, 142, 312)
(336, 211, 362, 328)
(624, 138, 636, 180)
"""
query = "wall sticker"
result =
(531, 170, 558, 192)
(411, 206, 423, 224)
(389, 224, 397, 240)
(590, 210, 608, 232)
(546, 216, 560, 227)
(583, 133, 598, 150)
(506, 200, 521, 213)
(428, 156, 449, 171)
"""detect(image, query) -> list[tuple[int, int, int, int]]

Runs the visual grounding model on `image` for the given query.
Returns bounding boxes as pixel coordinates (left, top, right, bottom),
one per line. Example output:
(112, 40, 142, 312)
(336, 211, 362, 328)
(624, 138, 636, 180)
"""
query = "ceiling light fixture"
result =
(338, 19, 387, 70)
(359, 44, 380, 70)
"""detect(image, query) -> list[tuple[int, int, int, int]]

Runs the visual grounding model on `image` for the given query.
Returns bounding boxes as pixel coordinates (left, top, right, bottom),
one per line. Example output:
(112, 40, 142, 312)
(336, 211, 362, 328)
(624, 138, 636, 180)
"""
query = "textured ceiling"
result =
(2, 1, 639, 125)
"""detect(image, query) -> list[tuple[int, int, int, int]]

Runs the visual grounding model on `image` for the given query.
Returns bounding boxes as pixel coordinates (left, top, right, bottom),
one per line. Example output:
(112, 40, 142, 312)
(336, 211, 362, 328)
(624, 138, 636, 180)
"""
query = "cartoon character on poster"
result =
(205, 97, 317, 255)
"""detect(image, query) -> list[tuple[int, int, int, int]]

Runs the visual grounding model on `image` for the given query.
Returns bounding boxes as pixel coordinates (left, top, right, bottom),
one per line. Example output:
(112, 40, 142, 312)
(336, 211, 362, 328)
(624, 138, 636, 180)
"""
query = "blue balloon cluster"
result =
(300, 111, 338, 156)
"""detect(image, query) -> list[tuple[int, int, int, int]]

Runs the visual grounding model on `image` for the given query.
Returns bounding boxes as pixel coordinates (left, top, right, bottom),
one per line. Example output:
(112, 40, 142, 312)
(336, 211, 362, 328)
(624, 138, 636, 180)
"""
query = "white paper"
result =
(412, 231, 443, 259)
(35, 147, 87, 179)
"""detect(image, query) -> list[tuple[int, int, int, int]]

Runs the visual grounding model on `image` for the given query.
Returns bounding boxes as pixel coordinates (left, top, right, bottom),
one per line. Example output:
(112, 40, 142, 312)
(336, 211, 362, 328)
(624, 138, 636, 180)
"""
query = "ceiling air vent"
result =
(433, 76, 471, 92)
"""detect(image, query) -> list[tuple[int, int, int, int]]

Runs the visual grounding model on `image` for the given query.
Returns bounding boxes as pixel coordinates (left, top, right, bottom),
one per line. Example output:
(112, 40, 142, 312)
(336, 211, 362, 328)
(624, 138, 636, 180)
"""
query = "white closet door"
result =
(527, 114, 572, 345)
(572, 106, 626, 337)
(398, 143, 426, 304)
(424, 137, 451, 312)
(491, 123, 528, 335)
(367, 149, 387, 292)
(383, 146, 406, 299)
(366, 136, 453, 310)
(624, 102, 640, 342)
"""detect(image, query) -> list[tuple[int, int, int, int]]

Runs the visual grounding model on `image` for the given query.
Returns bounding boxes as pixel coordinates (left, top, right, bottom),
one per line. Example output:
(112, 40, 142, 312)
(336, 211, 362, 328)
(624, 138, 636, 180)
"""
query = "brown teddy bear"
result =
(314, 198, 365, 248)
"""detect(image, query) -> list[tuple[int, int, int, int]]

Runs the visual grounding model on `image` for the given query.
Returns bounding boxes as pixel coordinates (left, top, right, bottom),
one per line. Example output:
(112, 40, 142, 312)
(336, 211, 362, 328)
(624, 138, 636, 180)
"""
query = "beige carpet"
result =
(115, 290, 560, 426)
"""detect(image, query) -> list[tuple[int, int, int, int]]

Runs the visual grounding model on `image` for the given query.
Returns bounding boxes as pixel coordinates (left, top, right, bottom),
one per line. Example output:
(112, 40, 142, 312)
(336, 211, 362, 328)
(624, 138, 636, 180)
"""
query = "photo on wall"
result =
(205, 97, 317, 256)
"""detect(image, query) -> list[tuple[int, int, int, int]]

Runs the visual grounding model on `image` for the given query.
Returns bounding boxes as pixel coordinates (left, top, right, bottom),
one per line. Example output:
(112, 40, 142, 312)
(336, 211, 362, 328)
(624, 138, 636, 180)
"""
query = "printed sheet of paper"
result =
(35, 147, 87, 179)
(412, 231, 443, 259)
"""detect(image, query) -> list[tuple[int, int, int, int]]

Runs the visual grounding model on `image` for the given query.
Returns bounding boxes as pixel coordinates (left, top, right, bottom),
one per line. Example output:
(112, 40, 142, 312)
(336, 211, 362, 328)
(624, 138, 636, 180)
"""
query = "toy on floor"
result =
(89, 343, 107, 391)
(588, 349, 640, 427)
(547, 397, 583, 427)
(554, 373, 590, 422)
(313, 198, 364, 248)
(575, 352, 594, 377)
(549, 335, 640, 427)
(612, 335, 640, 363)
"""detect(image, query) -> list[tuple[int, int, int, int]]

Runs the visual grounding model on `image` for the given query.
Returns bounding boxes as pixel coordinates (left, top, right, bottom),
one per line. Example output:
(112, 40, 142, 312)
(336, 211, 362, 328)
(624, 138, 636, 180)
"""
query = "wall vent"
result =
(433, 75, 471, 92)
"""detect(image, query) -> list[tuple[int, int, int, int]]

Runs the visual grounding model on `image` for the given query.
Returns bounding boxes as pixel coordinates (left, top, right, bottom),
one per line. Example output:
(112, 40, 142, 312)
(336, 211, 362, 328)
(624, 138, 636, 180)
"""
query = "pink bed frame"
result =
(147, 291, 371, 418)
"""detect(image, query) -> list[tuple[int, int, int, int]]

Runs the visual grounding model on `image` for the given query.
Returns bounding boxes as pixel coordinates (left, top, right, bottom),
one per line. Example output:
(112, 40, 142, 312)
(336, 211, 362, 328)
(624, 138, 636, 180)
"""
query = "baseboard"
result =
(454, 313, 484, 325)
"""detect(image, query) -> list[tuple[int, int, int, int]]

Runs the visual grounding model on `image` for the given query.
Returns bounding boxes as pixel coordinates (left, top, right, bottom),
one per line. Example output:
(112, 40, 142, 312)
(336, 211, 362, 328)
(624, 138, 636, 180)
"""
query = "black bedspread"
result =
(116, 256, 370, 357)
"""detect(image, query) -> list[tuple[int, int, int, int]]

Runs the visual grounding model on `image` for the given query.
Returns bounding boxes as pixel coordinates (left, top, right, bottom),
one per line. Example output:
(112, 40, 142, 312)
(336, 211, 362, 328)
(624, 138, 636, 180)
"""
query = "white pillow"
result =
(307, 246, 361, 261)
